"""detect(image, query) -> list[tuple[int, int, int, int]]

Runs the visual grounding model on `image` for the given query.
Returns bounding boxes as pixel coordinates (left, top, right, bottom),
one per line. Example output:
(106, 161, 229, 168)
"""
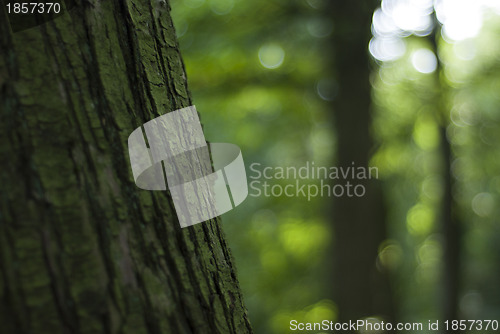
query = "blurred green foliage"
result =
(171, 0, 336, 333)
(371, 10, 500, 325)
(171, 0, 500, 332)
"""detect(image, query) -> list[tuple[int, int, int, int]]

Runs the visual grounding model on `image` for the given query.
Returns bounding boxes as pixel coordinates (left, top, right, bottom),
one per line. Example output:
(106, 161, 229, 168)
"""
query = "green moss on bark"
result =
(0, 1, 252, 333)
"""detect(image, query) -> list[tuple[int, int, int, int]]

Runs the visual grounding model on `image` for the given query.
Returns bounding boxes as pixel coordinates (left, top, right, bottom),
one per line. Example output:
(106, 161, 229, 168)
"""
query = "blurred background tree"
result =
(328, 0, 394, 327)
(172, 0, 500, 332)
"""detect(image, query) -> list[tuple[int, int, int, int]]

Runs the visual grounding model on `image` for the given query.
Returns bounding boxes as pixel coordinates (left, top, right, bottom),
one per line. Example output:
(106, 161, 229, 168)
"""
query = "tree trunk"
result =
(429, 17, 462, 327)
(0, 1, 252, 333)
(329, 0, 395, 326)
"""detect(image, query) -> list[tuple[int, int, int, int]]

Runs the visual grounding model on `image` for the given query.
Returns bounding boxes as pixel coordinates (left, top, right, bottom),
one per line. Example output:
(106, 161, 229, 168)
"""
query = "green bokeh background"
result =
(171, 0, 500, 332)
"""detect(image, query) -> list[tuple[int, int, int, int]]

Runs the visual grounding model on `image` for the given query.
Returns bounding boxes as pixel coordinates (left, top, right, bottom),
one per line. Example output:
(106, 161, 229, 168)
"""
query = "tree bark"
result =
(328, 0, 395, 326)
(0, 1, 252, 333)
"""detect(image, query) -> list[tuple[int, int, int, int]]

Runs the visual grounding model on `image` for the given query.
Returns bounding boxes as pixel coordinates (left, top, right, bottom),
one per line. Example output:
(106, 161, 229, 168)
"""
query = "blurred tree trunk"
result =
(429, 16, 462, 326)
(0, 1, 252, 333)
(439, 124, 461, 325)
(328, 0, 395, 326)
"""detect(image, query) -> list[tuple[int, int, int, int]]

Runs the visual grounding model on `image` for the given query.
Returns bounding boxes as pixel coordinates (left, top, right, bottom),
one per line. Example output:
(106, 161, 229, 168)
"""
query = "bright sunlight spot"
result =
(411, 49, 437, 73)
(258, 43, 285, 69)
(370, 0, 500, 61)
(369, 36, 406, 62)
(435, 0, 483, 41)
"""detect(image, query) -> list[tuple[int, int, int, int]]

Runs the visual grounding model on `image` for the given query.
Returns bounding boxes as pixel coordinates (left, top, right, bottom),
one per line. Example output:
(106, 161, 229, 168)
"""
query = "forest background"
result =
(171, 0, 500, 332)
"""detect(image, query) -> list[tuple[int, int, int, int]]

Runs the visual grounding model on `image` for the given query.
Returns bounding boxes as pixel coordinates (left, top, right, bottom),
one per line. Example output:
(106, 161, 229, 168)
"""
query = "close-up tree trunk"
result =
(0, 1, 252, 333)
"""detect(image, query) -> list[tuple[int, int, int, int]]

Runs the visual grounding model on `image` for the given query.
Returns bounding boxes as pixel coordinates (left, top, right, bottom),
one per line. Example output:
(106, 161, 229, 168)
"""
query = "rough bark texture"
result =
(329, 0, 395, 326)
(0, 1, 253, 333)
